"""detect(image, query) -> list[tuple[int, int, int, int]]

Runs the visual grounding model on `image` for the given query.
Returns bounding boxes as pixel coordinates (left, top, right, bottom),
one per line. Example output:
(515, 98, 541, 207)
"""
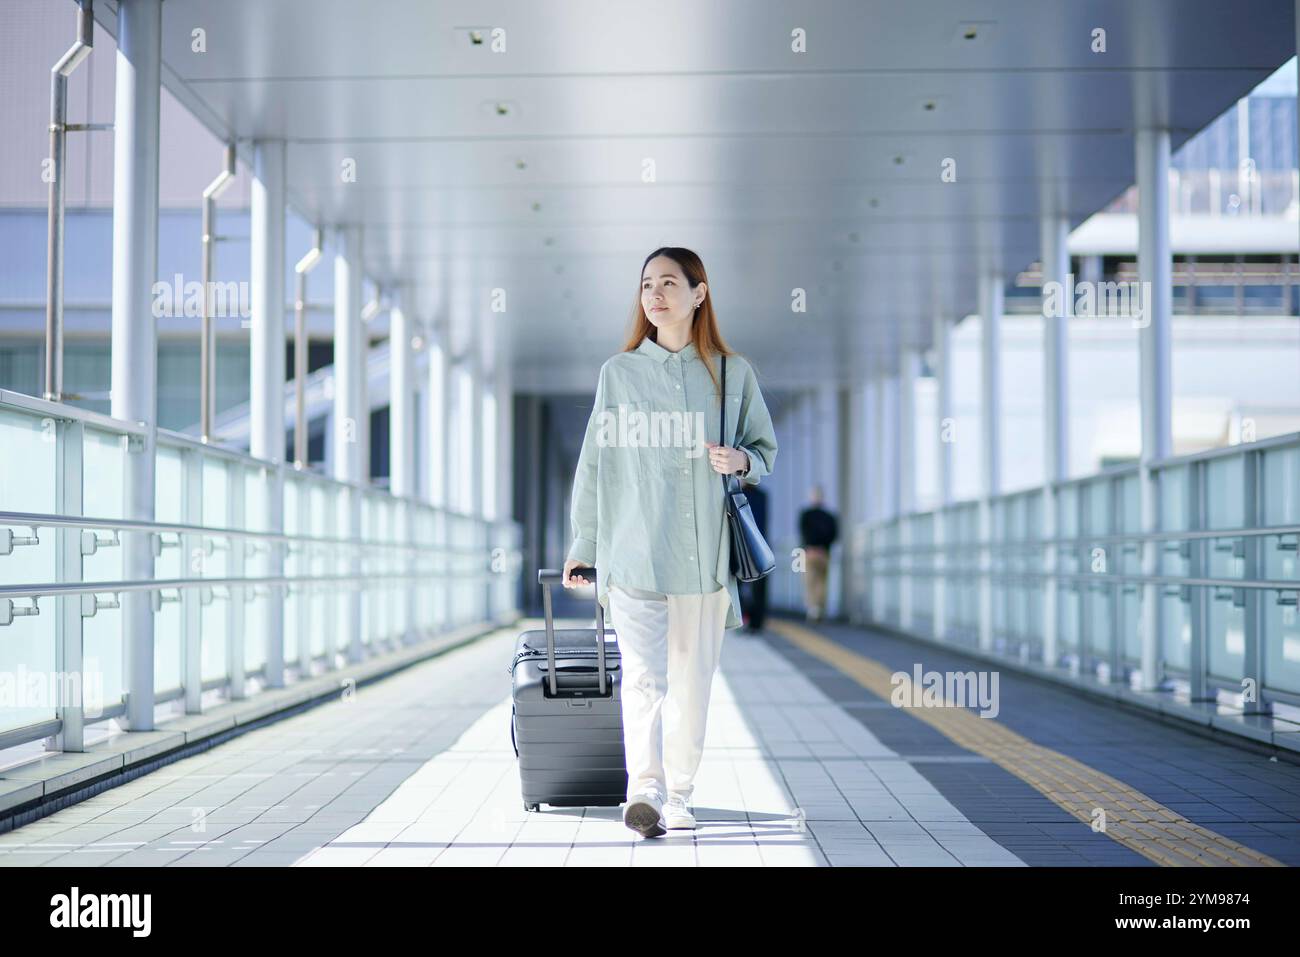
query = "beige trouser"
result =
(607, 584, 731, 805)
(804, 546, 829, 616)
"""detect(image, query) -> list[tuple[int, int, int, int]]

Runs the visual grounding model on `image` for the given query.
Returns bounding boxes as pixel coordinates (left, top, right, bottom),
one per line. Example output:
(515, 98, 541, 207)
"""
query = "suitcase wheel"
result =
(524, 801, 540, 812)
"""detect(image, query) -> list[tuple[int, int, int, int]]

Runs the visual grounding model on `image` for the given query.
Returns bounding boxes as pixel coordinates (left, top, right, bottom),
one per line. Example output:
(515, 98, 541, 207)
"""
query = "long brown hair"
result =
(621, 246, 732, 394)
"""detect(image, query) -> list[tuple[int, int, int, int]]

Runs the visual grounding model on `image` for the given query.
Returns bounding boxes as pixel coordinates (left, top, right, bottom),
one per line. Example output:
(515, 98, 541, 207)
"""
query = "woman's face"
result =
(641, 255, 704, 328)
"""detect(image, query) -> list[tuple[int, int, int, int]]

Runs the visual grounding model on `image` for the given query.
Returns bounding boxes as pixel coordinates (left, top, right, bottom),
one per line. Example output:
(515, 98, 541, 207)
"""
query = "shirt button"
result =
(675, 383, 681, 390)
(689, 556, 695, 561)
(685, 512, 691, 518)
(681, 469, 688, 476)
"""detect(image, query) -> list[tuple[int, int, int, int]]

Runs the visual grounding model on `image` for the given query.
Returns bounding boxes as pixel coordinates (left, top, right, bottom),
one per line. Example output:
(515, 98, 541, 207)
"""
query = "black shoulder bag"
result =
(720, 355, 775, 582)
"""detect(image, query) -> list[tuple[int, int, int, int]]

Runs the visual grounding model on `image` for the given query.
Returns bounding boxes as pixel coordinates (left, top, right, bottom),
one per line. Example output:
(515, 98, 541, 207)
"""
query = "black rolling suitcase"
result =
(509, 567, 627, 811)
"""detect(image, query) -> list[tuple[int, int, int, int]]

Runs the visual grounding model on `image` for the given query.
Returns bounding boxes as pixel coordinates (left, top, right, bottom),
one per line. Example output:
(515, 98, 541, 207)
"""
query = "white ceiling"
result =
(89, 0, 1295, 392)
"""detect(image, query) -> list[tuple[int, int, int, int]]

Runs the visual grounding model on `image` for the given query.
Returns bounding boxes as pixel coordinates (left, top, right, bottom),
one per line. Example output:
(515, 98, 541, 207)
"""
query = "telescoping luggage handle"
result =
(537, 567, 608, 697)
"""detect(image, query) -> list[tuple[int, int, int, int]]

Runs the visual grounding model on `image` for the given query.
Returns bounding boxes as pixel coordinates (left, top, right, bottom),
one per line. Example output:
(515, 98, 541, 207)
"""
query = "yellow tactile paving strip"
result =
(769, 620, 1284, 867)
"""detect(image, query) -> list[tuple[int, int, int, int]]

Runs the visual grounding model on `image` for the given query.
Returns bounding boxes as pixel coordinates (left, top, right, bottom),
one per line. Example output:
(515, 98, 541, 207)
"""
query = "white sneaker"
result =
(623, 792, 666, 838)
(663, 795, 696, 830)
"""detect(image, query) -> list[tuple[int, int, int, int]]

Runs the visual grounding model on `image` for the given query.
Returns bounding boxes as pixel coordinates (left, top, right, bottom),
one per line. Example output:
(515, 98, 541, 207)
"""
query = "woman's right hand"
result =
(562, 559, 592, 589)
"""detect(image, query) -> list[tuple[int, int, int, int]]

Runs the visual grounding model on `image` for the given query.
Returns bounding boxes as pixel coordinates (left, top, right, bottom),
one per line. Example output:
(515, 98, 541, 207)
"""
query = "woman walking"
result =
(562, 247, 777, 838)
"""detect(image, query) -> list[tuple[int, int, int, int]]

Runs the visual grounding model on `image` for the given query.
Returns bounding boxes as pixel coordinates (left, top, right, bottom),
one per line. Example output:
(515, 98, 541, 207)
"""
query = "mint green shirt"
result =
(566, 336, 778, 630)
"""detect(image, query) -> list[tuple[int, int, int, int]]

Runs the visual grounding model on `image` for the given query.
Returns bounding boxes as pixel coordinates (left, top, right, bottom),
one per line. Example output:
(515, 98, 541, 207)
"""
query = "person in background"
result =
(739, 476, 769, 633)
(797, 484, 838, 622)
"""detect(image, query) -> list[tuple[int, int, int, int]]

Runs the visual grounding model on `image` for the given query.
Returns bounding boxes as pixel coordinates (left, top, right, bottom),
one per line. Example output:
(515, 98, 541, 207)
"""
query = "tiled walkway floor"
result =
(0, 618, 1025, 867)
(9, 613, 1293, 866)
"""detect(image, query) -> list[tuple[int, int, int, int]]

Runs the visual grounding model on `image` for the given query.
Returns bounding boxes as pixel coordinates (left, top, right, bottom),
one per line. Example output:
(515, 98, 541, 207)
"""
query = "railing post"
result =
(1189, 461, 1210, 702)
(182, 448, 203, 713)
(51, 418, 85, 752)
(1242, 449, 1268, 714)
(325, 488, 339, 671)
(1109, 477, 1124, 683)
(228, 463, 246, 699)
(296, 478, 311, 674)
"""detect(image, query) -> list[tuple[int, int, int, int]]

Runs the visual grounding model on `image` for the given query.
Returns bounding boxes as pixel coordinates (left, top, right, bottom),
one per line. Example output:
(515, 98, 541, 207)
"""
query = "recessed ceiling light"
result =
(480, 100, 520, 118)
(953, 21, 995, 45)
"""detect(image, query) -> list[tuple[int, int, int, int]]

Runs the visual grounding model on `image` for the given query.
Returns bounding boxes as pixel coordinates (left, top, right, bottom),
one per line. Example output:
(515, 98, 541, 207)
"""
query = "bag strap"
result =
(720, 355, 729, 494)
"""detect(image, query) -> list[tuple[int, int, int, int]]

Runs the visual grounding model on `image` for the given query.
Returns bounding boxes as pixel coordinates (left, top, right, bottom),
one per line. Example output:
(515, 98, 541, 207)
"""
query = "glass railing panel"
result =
(1157, 465, 1192, 673)
(1055, 485, 1079, 665)
(310, 482, 330, 662)
(1081, 480, 1112, 672)
(1206, 455, 1246, 682)
(0, 409, 58, 734)
(1262, 444, 1300, 695)
(200, 457, 229, 684)
(148, 442, 184, 696)
(1117, 473, 1141, 669)
(81, 427, 128, 708)
(243, 464, 267, 675)
(283, 476, 302, 667)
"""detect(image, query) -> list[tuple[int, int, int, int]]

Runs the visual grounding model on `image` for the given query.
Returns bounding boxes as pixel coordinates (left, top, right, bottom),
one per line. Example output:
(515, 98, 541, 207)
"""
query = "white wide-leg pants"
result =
(607, 583, 731, 806)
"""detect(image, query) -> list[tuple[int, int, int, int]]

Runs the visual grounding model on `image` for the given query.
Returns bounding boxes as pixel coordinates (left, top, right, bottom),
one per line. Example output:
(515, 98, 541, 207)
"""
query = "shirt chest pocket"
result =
(599, 399, 670, 485)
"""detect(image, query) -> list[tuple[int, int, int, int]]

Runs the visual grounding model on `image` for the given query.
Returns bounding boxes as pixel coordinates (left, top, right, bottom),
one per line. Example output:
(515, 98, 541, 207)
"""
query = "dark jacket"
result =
(799, 506, 838, 549)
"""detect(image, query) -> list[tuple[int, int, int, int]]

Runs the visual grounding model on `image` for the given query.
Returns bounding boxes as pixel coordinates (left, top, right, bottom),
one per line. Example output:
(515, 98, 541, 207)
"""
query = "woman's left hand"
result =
(705, 442, 749, 475)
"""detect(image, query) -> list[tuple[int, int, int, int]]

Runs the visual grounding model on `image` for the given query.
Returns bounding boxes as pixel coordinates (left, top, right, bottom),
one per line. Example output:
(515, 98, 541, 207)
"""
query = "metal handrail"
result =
(854, 430, 1300, 535)
(855, 567, 1298, 593)
(0, 390, 504, 527)
(0, 561, 524, 602)
(0, 509, 496, 555)
(858, 523, 1300, 555)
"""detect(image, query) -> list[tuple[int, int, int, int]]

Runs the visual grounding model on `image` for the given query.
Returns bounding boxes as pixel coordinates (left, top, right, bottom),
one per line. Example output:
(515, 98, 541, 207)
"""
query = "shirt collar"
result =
(636, 337, 697, 364)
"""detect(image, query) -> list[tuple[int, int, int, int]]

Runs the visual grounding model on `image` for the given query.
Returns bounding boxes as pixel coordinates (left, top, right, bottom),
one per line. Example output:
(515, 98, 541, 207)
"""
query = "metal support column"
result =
(390, 293, 416, 641)
(426, 321, 451, 630)
(333, 225, 364, 663)
(110, 0, 162, 732)
(1041, 212, 1071, 669)
(933, 313, 954, 642)
(292, 230, 323, 468)
(978, 271, 1004, 653)
(1136, 127, 1173, 691)
(250, 139, 286, 687)
(897, 345, 918, 631)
